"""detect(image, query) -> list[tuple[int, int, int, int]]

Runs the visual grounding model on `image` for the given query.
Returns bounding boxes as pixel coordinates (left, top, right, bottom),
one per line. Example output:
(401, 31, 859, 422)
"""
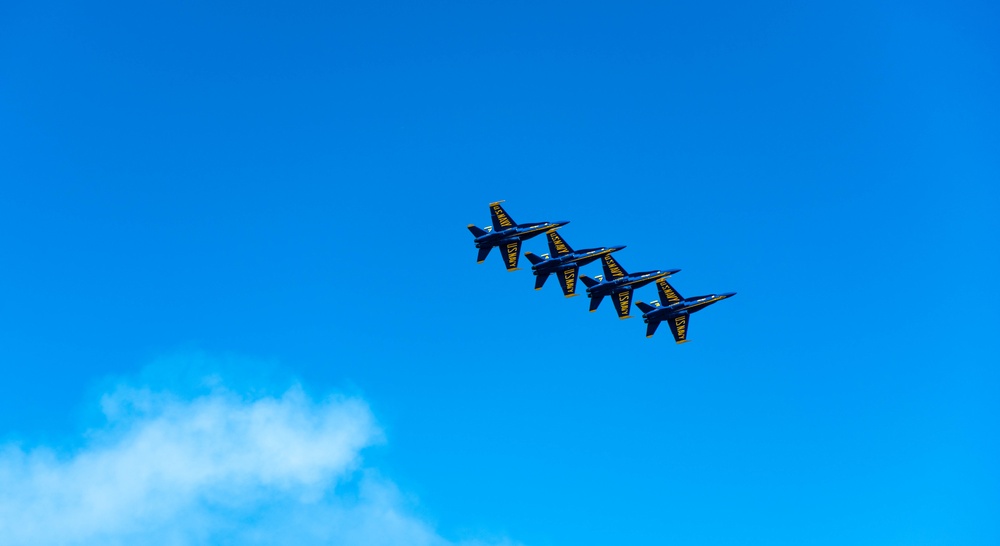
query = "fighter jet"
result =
(579, 254, 681, 319)
(635, 277, 735, 343)
(467, 201, 569, 271)
(523, 230, 625, 297)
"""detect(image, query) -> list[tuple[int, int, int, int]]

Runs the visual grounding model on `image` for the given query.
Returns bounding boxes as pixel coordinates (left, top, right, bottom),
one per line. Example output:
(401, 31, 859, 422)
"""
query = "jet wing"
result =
(655, 278, 683, 305)
(667, 314, 690, 344)
(502, 239, 521, 271)
(601, 254, 628, 279)
(546, 229, 573, 256)
(490, 201, 516, 231)
(558, 266, 578, 297)
(614, 289, 633, 319)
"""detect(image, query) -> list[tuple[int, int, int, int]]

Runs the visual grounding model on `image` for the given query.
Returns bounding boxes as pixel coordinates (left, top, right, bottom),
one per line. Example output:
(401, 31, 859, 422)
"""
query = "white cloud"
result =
(0, 367, 517, 546)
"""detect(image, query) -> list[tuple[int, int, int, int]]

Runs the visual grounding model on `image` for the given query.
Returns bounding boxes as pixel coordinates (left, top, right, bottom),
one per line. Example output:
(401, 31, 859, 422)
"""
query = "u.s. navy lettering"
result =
(492, 206, 513, 227)
(564, 269, 575, 292)
(552, 234, 569, 253)
(618, 291, 630, 312)
(605, 255, 624, 277)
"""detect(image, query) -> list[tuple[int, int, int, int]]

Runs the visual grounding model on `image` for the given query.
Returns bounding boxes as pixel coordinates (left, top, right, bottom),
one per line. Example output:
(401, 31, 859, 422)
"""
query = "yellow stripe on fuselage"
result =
(685, 296, 724, 311)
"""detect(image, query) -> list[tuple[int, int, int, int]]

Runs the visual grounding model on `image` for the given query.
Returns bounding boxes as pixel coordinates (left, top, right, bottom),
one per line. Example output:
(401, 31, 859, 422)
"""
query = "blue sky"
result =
(1, 1, 998, 544)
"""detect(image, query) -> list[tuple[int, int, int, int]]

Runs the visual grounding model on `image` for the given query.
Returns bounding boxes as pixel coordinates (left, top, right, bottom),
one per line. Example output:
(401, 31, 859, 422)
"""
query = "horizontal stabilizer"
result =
(467, 224, 488, 237)
(635, 301, 656, 314)
(589, 294, 604, 312)
(534, 272, 548, 290)
(477, 246, 492, 263)
(645, 321, 660, 338)
(580, 275, 600, 289)
(524, 252, 544, 266)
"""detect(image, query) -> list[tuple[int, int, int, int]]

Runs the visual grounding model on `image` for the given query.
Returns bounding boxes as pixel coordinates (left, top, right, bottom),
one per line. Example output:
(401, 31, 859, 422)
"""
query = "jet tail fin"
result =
(580, 275, 600, 288)
(524, 252, 544, 266)
(635, 301, 657, 314)
(467, 224, 488, 237)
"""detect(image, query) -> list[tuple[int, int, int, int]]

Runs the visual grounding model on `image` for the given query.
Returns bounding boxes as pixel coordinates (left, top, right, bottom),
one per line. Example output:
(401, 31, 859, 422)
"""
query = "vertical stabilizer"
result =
(534, 272, 549, 290)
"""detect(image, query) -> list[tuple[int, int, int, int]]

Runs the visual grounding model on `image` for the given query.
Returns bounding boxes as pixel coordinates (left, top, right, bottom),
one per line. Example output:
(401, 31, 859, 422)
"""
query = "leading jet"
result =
(635, 277, 735, 343)
(523, 230, 625, 297)
(579, 254, 680, 319)
(467, 201, 569, 271)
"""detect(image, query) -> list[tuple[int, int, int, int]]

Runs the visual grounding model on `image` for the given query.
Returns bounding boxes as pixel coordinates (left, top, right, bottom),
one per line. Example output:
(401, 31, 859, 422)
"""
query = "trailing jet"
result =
(635, 277, 735, 343)
(523, 230, 625, 297)
(579, 254, 680, 319)
(467, 201, 569, 271)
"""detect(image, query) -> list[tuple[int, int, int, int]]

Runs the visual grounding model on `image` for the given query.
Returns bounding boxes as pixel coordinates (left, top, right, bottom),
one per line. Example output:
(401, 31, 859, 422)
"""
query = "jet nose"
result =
(665, 268, 681, 276)
(554, 221, 570, 228)
(720, 292, 736, 299)
(612, 245, 627, 251)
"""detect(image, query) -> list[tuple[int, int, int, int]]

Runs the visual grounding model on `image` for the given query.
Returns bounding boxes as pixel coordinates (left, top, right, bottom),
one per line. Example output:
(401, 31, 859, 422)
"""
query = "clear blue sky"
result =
(1, 1, 998, 544)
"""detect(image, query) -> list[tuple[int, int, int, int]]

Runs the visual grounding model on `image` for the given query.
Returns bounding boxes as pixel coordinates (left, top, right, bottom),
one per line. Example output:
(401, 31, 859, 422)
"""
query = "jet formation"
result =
(467, 201, 734, 343)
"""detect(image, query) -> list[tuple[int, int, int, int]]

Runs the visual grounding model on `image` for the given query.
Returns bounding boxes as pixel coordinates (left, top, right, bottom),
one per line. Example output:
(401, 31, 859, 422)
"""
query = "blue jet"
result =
(579, 254, 681, 319)
(635, 277, 736, 343)
(466, 201, 569, 271)
(523, 230, 626, 297)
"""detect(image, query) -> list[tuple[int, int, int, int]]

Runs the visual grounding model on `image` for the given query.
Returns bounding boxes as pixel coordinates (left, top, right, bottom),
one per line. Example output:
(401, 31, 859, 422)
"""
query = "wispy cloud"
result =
(0, 363, 517, 546)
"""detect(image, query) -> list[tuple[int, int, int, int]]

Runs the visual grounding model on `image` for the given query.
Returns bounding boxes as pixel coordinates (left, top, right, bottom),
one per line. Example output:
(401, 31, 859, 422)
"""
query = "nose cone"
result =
(664, 268, 681, 276)
(612, 245, 627, 252)
(720, 292, 736, 299)
(554, 221, 570, 228)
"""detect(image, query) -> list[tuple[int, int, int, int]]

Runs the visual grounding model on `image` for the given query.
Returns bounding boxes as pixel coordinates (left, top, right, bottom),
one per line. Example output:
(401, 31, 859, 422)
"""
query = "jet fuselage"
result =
(530, 246, 625, 275)
(640, 292, 736, 323)
(584, 269, 680, 298)
(473, 221, 567, 249)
